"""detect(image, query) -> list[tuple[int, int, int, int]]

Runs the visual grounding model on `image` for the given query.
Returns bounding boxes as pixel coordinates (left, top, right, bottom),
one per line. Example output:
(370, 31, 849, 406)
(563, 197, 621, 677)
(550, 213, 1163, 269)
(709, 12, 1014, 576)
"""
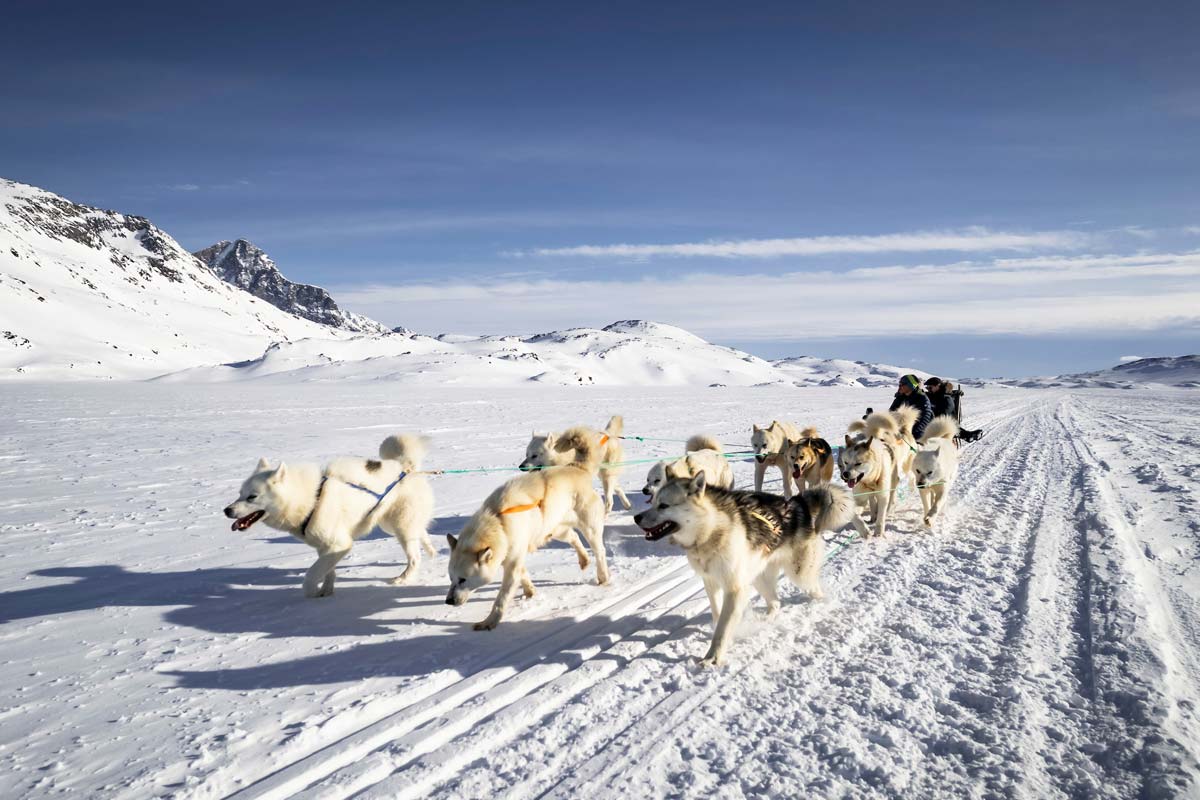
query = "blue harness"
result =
(300, 471, 407, 538)
(345, 473, 407, 514)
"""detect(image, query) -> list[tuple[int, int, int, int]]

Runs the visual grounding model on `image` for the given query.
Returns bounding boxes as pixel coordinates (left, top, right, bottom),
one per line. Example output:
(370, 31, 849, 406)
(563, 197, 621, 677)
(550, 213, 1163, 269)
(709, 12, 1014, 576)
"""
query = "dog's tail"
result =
(864, 411, 899, 441)
(799, 426, 820, 440)
(604, 415, 624, 438)
(793, 484, 857, 537)
(891, 406, 919, 441)
(379, 433, 428, 471)
(920, 415, 959, 444)
(685, 433, 722, 454)
(846, 419, 867, 437)
(555, 425, 602, 473)
(784, 484, 855, 596)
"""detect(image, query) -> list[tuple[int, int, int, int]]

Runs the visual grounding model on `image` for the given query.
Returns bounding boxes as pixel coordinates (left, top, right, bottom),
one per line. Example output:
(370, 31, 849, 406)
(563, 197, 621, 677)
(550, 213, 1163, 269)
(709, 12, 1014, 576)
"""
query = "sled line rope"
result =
(619, 434, 747, 450)
(417, 451, 760, 476)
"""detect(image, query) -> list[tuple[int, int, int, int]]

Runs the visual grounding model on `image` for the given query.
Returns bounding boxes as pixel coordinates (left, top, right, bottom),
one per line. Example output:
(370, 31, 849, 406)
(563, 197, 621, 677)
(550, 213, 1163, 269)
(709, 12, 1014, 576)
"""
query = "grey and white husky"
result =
(635, 473, 858, 667)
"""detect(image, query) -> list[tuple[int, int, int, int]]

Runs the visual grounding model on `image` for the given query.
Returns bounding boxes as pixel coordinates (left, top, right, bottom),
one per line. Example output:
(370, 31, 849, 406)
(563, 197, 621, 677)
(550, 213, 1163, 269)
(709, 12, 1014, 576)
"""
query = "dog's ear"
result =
(752, 424, 760, 432)
(845, 434, 853, 448)
(476, 547, 493, 565)
(447, 534, 458, 551)
(272, 462, 288, 482)
(256, 457, 272, 472)
(687, 471, 707, 496)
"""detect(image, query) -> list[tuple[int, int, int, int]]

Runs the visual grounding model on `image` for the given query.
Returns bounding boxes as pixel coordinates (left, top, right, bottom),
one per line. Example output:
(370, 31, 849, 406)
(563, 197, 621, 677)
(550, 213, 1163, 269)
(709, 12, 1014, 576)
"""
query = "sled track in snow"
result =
(526, 393, 1045, 799)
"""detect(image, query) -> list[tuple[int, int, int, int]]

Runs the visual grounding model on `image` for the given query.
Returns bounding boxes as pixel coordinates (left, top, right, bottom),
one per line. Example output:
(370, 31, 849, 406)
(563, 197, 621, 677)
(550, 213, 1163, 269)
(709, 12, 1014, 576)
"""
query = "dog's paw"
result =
(389, 572, 414, 586)
(763, 604, 781, 619)
(577, 554, 590, 571)
(473, 617, 499, 631)
(696, 655, 725, 669)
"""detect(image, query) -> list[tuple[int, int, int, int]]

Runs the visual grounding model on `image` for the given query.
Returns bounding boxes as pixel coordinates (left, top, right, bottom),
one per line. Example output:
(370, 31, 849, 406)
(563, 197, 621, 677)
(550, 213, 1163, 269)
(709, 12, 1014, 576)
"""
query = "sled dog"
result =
(751, 420, 803, 498)
(642, 434, 734, 500)
(837, 410, 918, 538)
(914, 415, 960, 529)
(635, 473, 857, 666)
(521, 415, 632, 514)
(451, 428, 608, 630)
(785, 427, 835, 490)
(223, 434, 436, 598)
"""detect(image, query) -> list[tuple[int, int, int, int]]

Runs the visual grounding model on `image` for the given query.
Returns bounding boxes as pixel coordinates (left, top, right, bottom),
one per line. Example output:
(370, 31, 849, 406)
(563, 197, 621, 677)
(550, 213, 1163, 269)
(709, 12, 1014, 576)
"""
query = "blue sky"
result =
(2, 1, 1198, 376)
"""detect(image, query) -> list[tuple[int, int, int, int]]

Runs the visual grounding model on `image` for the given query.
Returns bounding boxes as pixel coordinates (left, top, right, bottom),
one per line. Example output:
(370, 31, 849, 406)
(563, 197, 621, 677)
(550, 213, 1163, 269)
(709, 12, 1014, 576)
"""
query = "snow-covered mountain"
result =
(772, 355, 931, 388)
(0, 179, 349, 379)
(193, 239, 391, 335)
(163, 318, 925, 388)
(1002, 355, 1200, 389)
(0, 178, 931, 387)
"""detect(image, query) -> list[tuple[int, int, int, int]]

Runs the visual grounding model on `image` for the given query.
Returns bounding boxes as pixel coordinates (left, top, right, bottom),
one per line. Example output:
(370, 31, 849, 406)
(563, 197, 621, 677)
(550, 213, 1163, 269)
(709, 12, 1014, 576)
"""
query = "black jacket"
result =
(929, 390, 958, 420)
(889, 391, 934, 440)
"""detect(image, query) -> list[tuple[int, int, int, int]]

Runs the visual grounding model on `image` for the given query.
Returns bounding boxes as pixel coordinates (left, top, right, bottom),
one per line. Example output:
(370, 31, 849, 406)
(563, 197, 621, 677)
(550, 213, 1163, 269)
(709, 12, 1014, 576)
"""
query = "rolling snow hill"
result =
(772, 355, 931, 387)
(1001, 355, 1200, 389)
(0, 180, 349, 380)
(163, 318, 926, 388)
(194, 239, 391, 335)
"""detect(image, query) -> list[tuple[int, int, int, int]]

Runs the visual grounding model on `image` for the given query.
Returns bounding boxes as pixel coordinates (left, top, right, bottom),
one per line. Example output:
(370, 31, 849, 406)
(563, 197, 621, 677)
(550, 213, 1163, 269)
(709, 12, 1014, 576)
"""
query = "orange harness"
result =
(499, 501, 541, 515)
(599, 434, 609, 445)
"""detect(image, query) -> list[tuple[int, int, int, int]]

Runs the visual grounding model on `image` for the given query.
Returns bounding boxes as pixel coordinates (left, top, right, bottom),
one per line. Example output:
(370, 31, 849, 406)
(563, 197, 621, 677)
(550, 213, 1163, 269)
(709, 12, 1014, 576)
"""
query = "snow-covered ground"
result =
(1, 384, 1198, 799)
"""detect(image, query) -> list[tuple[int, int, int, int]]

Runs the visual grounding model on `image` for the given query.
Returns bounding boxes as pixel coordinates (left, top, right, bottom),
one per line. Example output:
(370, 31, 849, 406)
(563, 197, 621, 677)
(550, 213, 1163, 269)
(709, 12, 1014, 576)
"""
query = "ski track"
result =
(1, 385, 1197, 799)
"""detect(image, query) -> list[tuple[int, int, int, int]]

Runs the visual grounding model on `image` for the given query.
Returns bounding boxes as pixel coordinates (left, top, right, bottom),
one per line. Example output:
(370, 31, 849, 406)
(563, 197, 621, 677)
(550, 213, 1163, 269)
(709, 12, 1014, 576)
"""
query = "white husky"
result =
(223, 434, 436, 598)
(751, 420, 803, 497)
(914, 415, 960, 529)
(450, 428, 608, 630)
(837, 408, 918, 538)
(520, 415, 632, 514)
(642, 434, 734, 501)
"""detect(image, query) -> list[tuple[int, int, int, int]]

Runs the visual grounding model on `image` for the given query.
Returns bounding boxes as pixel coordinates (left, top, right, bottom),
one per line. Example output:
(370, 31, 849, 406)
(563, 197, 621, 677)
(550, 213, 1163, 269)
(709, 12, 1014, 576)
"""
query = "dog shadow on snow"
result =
(163, 607, 700, 691)
(0, 517, 665, 643)
(162, 521, 694, 691)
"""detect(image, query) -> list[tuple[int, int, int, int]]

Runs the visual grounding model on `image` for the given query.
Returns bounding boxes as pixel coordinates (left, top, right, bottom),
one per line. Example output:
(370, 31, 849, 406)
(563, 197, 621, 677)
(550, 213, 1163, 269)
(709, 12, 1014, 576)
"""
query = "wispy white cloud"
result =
(335, 249, 1200, 339)
(964, 357, 990, 362)
(1118, 355, 1147, 362)
(510, 226, 1092, 260)
(167, 179, 251, 193)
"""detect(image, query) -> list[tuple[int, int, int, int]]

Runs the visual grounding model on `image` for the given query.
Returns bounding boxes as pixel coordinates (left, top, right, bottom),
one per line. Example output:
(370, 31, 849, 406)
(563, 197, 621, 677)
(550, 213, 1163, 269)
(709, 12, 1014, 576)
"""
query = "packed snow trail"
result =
(0, 384, 1196, 799)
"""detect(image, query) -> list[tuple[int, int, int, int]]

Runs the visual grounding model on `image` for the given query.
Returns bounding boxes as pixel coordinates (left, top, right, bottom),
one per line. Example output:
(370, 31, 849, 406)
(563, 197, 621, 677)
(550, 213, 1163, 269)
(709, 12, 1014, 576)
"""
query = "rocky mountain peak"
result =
(193, 239, 390, 335)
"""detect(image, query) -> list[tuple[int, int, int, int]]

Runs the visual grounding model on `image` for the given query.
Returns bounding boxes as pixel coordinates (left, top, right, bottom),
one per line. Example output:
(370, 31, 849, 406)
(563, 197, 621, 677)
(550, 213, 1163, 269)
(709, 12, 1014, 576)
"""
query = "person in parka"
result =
(925, 376, 984, 442)
(889, 374, 934, 440)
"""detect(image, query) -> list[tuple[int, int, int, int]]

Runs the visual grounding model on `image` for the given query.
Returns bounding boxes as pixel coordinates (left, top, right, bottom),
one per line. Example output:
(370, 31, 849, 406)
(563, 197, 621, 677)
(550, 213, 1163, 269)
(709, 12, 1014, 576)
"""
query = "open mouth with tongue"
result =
(641, 520, 678, 541)
(844, 473, 862, 488)
(231, 510, 265, 531)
